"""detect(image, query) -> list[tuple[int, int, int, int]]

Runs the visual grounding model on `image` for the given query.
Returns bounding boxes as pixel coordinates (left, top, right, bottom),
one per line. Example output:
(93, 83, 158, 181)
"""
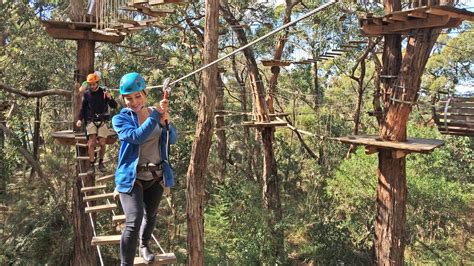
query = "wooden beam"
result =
(392, 150, 409, 159)
(45, 27, 124, 43)
(361, 15, 450, 35)
(388, 13, 409, 21)
(365, 145, 378, 155)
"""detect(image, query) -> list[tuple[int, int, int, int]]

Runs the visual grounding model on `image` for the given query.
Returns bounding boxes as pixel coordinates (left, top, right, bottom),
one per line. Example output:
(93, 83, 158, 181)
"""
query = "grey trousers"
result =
(119, 179, 163, 265)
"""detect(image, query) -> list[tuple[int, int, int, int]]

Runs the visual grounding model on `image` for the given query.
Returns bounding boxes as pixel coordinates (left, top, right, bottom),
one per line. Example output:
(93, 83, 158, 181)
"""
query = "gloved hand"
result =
(76, 120, 82, 128)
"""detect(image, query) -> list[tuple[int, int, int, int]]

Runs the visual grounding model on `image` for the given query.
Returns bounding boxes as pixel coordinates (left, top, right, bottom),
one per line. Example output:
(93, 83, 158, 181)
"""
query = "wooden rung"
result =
(76, 143, 89, 148)
(341, 44, 358, 48)
(261, 59, 292, 67)
(78, 172, 90, 178)
(113, 214, 126, 223)
(85, 203, 117, 213)
(81, 184, 107, 193)
(91, 235, 121, 246)
(83, 193, 115, 202)
(241, 121, 288, 127)
(134, 253, 177, 265)
(77, 156, 91, 160)
(96, 174, 115, 183)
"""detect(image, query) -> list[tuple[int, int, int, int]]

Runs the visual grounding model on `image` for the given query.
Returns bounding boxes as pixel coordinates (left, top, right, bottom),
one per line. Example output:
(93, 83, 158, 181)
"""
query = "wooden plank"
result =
(439, 129, 474, 136)
(81, 184, 107, 193)
(261, 59, 292, 67)
(149, 0, 184, 5)
(437, 114, 474, 121)
(335, 135, 444, 153)
(113, 214, 126, 223)
(128, 0, 149, 4)
(134, 253, 177, 265)
(341, 44, 358, 48)
(427, 6, 474, 21)
(444, 108, 474, 115)
(83, 193, 115, 202)
(52, 129, 117, 146)
(388, 13, 409, 21)
(85, 203, 117, 213)
(241, 121, 288, 127)
(435, 121, 474, 128)
(44, 27, 124, 43)
(91, 235, 121, 245)
(408, 11, 428, 18)
(96, 174, 115, 183)
(118, 18, 140, 26)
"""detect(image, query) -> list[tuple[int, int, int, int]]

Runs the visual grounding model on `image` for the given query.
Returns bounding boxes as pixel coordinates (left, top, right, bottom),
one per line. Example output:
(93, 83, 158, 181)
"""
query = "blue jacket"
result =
(112, 107, 177, 193)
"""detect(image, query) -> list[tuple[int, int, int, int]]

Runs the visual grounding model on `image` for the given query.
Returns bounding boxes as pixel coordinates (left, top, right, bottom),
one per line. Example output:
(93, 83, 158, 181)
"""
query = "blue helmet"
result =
(119, 72, 146, 95)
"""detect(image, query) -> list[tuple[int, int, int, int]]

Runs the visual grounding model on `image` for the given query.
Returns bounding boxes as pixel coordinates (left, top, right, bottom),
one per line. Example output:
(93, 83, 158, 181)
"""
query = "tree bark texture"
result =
(215, 76, 227, 182)
(375, 0, 446, 263)
(71, 39, 96, 266)
(186, 0, 219, 265)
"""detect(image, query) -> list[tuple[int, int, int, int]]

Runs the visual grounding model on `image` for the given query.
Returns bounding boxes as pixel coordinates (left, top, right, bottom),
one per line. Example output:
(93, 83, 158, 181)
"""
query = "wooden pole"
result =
(71, 39, 97, 266)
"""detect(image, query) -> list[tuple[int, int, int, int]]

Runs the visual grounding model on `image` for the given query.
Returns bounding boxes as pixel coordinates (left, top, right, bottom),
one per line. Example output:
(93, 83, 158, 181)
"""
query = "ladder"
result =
(74, 133, 177, 265)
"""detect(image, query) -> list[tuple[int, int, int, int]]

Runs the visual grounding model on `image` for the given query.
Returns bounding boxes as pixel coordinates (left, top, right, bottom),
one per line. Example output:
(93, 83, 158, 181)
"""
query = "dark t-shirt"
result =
(78, 86, 118, 122)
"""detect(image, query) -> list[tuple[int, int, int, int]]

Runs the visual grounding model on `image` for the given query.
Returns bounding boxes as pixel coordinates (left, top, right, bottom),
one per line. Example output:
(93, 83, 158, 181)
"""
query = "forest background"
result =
(0, 0, 472, 264)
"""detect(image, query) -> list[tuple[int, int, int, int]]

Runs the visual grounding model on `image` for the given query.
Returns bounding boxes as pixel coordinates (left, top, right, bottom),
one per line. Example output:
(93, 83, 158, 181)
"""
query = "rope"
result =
(146, 0, 338, 90)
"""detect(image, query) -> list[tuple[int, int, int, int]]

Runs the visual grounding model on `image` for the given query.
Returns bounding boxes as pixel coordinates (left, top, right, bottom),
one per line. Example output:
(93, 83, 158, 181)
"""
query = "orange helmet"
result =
(86, 73, 100, 83)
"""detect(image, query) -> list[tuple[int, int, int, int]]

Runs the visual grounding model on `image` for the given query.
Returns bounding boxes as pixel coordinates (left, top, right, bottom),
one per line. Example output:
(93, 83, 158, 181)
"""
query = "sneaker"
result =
(98, 161, 106, 173)
(140, 243, 155, 263)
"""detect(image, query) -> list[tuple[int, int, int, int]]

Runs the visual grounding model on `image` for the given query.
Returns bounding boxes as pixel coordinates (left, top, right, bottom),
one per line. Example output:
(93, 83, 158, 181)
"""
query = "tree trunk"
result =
(186, 0, 219, 264)
(215, 76, 226, 182)
(231, 56, 253, 178)
(29, 97, 41, 179)
(220, 0, 285, 262)
(71, 39, 97, 266)
(375, 0, 446, 263)
(313, 60, 320, 107)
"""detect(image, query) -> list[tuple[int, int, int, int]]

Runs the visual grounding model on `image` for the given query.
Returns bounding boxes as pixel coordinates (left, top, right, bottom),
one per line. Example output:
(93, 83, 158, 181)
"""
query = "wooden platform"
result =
(359, 6, 474, 36)
(134, 253, 177, 265)
(434, 97, 474, 136)
(51, 129, 117, 145)
(335, 135, 444, 155)
(41, 20, 125, 43)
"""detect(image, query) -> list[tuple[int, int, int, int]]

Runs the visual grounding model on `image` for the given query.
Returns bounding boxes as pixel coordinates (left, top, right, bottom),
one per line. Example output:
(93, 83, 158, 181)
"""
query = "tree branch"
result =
(0, 83, 71, 98)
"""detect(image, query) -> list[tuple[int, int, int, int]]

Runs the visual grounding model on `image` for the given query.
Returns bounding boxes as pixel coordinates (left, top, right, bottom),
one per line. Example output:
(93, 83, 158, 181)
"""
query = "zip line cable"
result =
(146, 0, 338, 90)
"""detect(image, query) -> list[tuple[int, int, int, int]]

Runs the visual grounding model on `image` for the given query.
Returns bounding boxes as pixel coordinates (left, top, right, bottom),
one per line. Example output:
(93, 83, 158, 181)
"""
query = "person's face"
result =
(88, 82, 99, 91)
(123, 91, 147, 112)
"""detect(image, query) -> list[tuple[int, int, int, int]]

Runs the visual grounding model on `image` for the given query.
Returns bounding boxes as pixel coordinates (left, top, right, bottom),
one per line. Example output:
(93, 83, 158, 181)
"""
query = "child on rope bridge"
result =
(112, 72, 176, 265)
(76, 72, 118, 173)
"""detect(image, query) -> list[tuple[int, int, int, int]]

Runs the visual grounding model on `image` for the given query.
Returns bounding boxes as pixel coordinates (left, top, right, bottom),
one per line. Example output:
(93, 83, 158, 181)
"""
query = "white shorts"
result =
(86, 122, 109, 138)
